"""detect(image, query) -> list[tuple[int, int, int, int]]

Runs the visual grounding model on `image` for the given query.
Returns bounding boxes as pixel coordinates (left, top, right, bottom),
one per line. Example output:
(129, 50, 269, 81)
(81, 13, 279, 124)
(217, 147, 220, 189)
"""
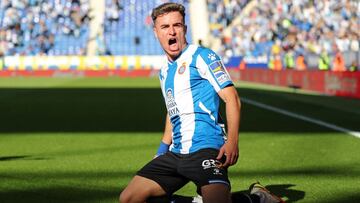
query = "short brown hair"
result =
(151, 3, 185, 23)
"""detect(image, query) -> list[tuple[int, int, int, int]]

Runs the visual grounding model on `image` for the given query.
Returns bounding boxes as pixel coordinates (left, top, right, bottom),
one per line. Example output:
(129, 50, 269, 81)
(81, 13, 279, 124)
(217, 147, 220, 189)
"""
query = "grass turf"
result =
(0, 77, 359, 203)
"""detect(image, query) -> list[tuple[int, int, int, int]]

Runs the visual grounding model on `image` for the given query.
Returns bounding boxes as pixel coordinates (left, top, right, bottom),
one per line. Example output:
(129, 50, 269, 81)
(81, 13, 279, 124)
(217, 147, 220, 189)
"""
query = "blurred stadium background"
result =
(0, 0, 359, 98)
(0, 0, 360, 203)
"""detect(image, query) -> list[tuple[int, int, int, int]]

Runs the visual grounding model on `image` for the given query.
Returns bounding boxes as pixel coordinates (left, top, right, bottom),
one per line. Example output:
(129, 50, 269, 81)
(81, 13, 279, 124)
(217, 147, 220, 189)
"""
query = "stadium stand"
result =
(0, 0, 91, 56)
(102, 0, 191, 55)
(207, 0, 250, 38)
(0, 0, 358, 71)
(212, 0, 359, 69)
(0, 0, 359, 98)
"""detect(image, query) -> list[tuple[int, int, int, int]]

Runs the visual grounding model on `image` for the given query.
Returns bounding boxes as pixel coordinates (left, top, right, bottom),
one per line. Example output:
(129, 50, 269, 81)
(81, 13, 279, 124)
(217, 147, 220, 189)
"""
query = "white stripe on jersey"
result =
(173, 45, 196, 154)
(199, 101, 216, 121)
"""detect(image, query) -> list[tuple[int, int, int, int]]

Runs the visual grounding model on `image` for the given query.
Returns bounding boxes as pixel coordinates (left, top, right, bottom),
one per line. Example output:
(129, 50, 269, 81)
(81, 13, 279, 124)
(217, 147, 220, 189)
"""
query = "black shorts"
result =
(136, 148, 230, 196)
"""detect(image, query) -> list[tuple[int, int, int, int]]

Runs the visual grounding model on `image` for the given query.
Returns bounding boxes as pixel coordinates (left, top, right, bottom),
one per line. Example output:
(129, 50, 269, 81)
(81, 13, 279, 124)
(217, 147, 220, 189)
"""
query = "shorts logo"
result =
(202, 159, 223, 170)
(166, 89, 179, 117)
(178, 62, 186, 74)
(213, 168, 223, 175)
(209, 60, 230, 85)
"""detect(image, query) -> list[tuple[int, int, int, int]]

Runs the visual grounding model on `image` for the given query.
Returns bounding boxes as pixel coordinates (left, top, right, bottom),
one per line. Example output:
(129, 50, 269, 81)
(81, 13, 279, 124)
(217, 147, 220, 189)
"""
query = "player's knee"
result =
(119, 190, 133, 203)
(201, 183, 231, 203)
(119, 191, 126, 203)
(119, 189, 150, 203)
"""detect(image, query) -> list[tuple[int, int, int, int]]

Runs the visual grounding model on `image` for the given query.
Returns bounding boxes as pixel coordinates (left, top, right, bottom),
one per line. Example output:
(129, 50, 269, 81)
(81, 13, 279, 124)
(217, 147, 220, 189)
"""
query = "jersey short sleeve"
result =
(196, 48, 233, 92)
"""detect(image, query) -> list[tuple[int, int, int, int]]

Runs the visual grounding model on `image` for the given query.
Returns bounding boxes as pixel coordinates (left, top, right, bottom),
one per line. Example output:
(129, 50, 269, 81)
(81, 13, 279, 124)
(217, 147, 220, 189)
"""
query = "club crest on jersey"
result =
(209, 60, 230, 85)
(178, 62, 186, 74)
(166, 89, 179, 117)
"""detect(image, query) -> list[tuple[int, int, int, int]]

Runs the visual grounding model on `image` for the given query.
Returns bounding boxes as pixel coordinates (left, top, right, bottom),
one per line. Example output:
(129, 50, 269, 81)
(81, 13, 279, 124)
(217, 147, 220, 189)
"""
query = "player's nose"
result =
(169, 26, 176, 35)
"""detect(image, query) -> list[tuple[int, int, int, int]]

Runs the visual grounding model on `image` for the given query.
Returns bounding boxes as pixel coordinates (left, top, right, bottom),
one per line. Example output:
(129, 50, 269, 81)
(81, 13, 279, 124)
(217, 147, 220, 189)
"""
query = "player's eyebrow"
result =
(173, 22, 184, 27)
(160, 24, 170, 28)
(160, 22, 184, 29)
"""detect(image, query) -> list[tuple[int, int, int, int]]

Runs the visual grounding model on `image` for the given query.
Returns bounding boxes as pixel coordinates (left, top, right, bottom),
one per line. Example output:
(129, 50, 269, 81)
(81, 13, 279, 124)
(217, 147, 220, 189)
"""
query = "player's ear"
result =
(153, 26, 158, 38)
(184, 25, 187, 34)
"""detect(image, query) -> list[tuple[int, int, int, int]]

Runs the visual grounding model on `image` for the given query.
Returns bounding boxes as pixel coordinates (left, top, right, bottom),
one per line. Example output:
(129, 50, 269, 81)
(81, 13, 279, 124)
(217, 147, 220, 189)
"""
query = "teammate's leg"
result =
(119, 175, 166, 203)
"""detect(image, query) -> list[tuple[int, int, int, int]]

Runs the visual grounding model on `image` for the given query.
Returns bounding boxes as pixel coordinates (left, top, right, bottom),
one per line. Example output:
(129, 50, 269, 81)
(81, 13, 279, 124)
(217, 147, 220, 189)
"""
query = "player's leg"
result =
(201, 183, 231, 203)
(120, 152, 188, 203)
(167, 183, 283, 203)
(119, 175, 166, 203)
(179, 149, 232, 203)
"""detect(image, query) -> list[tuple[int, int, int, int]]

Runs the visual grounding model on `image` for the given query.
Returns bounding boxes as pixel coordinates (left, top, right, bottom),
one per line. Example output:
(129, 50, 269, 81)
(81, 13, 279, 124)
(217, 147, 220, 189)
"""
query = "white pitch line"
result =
(242, 98, 360, 139)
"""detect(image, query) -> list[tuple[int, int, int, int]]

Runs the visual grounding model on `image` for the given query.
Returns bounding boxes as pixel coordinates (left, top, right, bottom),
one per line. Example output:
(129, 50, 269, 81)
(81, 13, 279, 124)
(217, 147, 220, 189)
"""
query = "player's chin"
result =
(166, 50, 181, 58)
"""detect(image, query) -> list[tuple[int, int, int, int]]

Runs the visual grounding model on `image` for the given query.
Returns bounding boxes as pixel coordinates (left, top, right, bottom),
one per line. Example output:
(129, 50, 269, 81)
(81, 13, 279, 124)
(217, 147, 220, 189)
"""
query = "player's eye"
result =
(174, 23, 183, 28)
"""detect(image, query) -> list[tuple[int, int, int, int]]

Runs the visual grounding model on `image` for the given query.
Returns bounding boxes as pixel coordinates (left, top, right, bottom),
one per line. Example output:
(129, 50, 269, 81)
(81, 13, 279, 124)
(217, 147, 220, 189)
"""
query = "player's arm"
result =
(162, 114, 172, 144)
(155, 114, 172, 157)
(217, 85, 241, 167)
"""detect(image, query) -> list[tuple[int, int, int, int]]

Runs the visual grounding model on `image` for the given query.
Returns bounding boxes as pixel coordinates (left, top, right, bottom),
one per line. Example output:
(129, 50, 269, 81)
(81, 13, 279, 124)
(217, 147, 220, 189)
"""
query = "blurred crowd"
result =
(207, 0, 250, 38)
(213, 0, 359, 68)
(0, 0, 358, 71)
(101, 0, 190, 55)
(0, 0, 91, 56)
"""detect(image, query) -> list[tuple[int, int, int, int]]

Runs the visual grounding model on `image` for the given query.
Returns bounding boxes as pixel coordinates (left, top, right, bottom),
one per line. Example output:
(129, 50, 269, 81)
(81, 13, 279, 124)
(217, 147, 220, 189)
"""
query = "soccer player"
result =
(120, 3, 284, 203)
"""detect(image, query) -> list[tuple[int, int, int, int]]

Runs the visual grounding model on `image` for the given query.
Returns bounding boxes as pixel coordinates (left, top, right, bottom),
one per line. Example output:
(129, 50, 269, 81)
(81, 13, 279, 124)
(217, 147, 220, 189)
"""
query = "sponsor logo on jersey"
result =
(178, 62, 186, 74)
(166, 88, 179, 117)
(209, 61, 230, 85)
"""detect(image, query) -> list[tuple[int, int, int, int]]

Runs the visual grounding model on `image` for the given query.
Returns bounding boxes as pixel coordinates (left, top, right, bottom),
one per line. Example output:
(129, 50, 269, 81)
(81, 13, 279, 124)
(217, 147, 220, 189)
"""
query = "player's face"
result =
(153, 11, 187, 61)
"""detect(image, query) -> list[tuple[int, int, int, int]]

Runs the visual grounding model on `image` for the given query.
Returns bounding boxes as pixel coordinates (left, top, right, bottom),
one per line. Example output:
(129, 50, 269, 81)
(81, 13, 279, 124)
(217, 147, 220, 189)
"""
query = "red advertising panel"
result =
(228, 69, 360, 99)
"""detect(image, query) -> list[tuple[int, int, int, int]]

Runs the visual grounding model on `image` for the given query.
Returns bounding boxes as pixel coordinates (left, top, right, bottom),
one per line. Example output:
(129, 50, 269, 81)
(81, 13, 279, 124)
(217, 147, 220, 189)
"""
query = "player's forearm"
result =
(225, 91, 241, 144)
(226, 107, 240, 144)
(156, 114, 173, 157)
(162, 114, 173, 144)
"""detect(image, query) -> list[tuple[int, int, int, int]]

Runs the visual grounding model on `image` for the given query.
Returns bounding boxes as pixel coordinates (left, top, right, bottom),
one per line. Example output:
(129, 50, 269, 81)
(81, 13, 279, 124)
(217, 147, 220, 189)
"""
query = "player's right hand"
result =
(217, 141, 239, 168)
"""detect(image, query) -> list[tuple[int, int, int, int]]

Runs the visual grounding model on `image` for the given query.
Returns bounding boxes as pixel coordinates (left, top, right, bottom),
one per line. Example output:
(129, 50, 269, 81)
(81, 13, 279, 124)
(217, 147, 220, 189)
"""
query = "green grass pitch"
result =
(0, 77, 359, 203)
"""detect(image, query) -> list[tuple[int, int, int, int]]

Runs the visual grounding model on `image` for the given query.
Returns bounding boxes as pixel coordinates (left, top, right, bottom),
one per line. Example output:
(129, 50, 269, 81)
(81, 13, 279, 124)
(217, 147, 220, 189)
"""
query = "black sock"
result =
(147, 195, 171, 203)
(249, 194, 261, 203)
(147, 193, 261, 203)
(231, 192, 261, 203)
(171, 194, 194, 203)
(147, 195, 194, 203)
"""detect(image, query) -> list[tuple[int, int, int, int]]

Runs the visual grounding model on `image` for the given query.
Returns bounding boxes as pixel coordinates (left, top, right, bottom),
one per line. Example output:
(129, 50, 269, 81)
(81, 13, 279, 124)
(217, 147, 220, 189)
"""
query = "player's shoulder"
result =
(194, 45, 221, 65)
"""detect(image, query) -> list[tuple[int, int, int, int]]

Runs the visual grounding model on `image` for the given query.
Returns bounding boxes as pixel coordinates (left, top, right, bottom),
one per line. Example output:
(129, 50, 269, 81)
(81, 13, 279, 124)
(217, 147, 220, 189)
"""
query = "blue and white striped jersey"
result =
(159, 44, 233, 154)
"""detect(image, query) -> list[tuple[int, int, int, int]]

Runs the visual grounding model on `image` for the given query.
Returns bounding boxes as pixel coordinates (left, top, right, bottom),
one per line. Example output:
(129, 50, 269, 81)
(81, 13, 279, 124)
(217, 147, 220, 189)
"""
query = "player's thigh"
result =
(180, 148, 230, 192)
(137, 152, 189, 195)
(201, 183, 231, 203)
(120, 175, 166, 202)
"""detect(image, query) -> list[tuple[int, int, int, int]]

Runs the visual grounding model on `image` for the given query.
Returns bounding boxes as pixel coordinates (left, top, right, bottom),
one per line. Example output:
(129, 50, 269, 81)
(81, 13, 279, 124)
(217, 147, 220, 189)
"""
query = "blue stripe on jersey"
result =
(189, 48, 224, 152)
(160, 45, 233, 154)
(165, 61, 183, 151)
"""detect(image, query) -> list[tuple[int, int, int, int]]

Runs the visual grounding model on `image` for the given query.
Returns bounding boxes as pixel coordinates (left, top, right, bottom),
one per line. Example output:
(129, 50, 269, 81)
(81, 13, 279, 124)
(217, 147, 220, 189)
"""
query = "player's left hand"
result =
(216, 141, 239, 168)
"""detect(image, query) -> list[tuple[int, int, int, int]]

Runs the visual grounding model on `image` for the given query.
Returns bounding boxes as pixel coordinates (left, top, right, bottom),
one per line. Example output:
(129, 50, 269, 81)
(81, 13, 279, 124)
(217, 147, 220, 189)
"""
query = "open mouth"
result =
(169, 38, 177, 46)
